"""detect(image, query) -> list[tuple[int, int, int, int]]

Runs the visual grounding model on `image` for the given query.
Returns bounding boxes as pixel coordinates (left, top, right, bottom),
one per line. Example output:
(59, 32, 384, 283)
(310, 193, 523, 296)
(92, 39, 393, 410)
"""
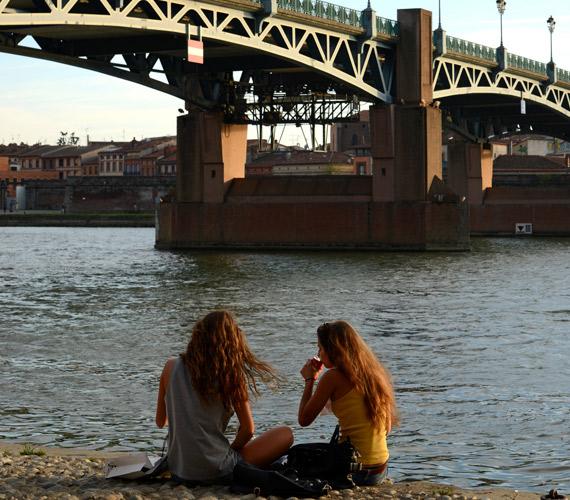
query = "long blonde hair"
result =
(182, 310, 276, 410)
(317, 321, 399, 431)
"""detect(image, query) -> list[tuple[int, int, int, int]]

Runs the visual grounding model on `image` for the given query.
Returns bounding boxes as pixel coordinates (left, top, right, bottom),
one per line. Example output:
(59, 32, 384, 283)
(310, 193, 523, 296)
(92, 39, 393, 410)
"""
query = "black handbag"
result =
(231, 461, 330, 498)
(286, 425, 362, 482)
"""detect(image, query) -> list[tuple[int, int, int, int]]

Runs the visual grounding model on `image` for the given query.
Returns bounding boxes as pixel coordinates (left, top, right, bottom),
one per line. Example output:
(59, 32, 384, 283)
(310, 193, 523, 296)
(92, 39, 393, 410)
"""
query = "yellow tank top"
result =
(331, 388, 389, 466)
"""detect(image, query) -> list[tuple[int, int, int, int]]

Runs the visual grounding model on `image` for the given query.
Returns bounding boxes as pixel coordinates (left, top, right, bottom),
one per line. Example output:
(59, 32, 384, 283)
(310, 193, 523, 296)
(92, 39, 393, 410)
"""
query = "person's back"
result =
(166, 357, 240, 482)
(331, 387, 388, 466)
(155, 310, 294, 485)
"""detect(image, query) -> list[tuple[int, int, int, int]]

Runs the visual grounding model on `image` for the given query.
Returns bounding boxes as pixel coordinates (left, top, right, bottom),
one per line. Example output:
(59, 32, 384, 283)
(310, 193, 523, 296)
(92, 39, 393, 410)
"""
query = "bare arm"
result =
(155, 357, 176, 428)
(298, 365, 336, 427)
(230, 400, 255, 451)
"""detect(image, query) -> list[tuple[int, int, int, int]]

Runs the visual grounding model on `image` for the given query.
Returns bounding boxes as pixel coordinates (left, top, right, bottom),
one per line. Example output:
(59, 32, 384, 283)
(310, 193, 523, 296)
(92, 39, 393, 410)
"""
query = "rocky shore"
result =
(0, 442, 541, 500)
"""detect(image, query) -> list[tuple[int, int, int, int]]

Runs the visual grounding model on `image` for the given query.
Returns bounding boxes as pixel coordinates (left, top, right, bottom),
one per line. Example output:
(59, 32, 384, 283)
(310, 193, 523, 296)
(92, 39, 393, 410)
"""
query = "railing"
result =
(276, 0, 361, 28)
(446, 35, 495, 62)
(507, 53, 547, 76)
(557, 68, 570, 84)
(376, 16, 399, 37)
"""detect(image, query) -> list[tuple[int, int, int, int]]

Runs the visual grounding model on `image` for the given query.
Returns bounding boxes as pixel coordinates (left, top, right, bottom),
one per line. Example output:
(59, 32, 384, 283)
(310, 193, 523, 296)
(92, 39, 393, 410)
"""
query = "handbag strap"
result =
(161, 433, 168, 457)
(329, 425, 340, 445)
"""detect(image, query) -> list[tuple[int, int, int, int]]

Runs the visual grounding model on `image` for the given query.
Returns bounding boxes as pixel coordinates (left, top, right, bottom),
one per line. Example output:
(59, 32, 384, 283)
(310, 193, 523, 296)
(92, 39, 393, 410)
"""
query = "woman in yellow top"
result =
(298, 321, 399, 486)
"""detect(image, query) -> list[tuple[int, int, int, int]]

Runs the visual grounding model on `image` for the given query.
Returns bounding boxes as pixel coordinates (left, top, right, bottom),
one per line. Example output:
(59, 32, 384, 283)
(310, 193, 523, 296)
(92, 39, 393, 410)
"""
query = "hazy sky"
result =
(1, 0, 568, 145)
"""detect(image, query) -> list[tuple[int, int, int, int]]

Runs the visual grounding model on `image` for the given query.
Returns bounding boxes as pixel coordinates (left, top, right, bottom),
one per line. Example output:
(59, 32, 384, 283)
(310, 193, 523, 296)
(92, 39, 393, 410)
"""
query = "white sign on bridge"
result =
(515, 223, 533, 235)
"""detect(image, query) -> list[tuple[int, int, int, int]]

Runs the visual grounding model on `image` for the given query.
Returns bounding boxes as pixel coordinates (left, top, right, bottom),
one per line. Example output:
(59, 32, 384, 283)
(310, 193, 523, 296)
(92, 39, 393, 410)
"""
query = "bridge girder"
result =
(434, 57, 570, 140)
(0, 0, 396, 110)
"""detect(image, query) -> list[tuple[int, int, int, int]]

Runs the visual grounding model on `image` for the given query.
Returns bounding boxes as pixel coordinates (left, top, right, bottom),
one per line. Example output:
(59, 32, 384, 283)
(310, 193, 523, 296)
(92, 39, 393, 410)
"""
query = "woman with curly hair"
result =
(156, 310, 293, 485)
(298, 321, 398, 486)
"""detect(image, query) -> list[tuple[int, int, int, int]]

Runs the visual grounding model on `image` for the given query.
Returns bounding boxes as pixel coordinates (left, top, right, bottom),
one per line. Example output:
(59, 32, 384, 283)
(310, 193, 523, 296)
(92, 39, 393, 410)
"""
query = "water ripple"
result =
(1, 229, 569, 492)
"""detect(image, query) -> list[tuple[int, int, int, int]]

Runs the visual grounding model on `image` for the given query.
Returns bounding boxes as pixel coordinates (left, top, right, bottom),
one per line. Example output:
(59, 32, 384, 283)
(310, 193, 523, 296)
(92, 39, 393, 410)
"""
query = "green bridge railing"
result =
(558, 69, 570, 84)
(444, 34, 570, 85)
(273, 0, 399, 36)
(376, 16, 400, 37)
(446, 36, 495, 63)
(507, 52, 547, 76)
(276, 0, 361, 28)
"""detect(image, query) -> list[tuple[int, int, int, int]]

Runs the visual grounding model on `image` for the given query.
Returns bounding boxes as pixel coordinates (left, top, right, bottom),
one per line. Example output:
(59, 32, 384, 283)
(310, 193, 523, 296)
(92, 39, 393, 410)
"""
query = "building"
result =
(246, 150, 355, 176)
(81, 155, 99, 176)
(0, 143, 30, 172)
(493, 154, 570, 186)
(330, 110, 372, 174)
(18, 145, 67, 171)
(156, 151, 177, 176)
(505, 135, 563, 156)
(104, 137, 176, 176)
(330, 110, 370, 153)
(41, 144, 112, 178)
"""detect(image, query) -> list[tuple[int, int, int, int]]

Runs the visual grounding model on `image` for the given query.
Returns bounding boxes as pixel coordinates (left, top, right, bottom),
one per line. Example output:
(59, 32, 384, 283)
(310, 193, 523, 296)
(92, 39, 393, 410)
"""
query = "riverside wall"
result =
(470, 185, 570, 236)
(20, 177, 175, 212)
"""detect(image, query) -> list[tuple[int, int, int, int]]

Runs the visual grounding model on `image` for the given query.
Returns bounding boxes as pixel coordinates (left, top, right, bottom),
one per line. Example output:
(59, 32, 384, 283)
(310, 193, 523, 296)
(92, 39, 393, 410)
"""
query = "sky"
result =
(1, 0, 569, 145)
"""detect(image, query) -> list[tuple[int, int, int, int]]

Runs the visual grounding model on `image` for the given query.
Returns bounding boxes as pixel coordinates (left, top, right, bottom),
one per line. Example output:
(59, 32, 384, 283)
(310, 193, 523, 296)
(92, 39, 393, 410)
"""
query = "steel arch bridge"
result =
(3, 0, 570, 135)
(433, 33, 570, 140)
(0, 0, 398, 118)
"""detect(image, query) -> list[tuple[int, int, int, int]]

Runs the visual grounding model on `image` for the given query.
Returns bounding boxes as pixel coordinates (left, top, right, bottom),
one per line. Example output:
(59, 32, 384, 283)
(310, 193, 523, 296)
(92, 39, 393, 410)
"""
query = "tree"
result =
(57, 131, 80, 146)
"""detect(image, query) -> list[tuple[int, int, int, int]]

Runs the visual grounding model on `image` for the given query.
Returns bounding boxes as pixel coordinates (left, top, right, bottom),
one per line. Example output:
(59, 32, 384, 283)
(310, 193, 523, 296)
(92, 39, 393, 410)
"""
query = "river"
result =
(1, 227, 569, 492)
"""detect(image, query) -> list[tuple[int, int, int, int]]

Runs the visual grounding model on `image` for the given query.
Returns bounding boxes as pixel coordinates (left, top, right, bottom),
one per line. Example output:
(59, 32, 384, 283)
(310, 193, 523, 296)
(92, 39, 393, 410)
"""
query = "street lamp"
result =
(547, 15, 556, 63)
(496, 0, 506, 47)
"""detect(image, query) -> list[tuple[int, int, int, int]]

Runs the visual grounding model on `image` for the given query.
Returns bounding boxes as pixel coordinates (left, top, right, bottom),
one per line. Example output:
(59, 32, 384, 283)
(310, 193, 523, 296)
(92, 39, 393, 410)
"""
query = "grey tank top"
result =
(166, 358, 241, 481)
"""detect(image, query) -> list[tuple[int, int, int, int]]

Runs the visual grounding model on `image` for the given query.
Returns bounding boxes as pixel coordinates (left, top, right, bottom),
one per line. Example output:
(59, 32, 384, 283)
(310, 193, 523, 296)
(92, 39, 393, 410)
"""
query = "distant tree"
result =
(57, 131, 80, 146)
(57, 131, 68, 145)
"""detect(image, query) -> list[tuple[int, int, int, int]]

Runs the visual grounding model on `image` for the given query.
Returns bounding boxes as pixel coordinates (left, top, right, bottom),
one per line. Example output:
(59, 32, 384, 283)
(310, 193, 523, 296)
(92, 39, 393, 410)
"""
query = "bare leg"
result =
(240, 426, 294, 467)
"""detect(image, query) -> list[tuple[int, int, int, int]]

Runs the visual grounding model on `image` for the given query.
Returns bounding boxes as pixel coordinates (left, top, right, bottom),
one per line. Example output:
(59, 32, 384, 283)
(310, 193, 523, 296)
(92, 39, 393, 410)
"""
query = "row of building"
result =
(0, 136, 177, 180)
(3, 113, 570, 186)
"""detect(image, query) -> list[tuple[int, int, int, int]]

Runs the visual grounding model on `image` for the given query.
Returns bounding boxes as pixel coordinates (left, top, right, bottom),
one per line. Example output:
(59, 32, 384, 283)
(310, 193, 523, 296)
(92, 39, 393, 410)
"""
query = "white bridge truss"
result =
(0, 0, 396, 104)
(434, 57, 570, 117)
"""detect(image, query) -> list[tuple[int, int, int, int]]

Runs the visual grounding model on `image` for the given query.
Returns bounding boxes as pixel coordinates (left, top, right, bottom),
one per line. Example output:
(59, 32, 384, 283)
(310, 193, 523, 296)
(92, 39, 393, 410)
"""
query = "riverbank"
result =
(0, 442, 542, 500)
(0, 211, 154, 227)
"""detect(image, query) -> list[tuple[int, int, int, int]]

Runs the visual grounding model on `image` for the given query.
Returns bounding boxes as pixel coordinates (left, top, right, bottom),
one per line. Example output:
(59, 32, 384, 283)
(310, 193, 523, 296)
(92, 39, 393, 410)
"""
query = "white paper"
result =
(105, 452, 163, 480)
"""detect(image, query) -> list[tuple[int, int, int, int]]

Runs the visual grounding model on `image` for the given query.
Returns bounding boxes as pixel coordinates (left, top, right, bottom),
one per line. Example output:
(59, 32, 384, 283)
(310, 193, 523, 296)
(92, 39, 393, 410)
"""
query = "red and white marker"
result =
(187, 39, 204, 64)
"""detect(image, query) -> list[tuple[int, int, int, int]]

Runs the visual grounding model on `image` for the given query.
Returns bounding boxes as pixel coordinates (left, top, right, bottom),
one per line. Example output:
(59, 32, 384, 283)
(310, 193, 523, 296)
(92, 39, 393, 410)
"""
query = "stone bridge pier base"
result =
(368, 103, 469, 250)
(156, 111, 247, 247)
(447, 142, 493, 205)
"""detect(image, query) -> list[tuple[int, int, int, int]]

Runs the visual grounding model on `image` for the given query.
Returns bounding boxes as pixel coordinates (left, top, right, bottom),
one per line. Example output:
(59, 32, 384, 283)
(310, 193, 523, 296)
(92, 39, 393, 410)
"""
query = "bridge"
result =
(2, 0, 569, 248)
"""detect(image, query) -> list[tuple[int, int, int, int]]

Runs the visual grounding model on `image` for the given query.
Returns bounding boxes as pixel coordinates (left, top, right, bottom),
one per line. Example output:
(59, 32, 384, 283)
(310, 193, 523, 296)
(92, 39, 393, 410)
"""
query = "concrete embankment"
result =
(0, 441, 542, 500)
(0, 212, 154, 228)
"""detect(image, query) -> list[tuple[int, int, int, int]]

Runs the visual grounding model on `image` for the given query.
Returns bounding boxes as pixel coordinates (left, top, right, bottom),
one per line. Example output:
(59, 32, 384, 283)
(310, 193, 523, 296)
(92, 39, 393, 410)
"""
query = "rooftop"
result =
(494, 154, 569, 171)
(247, 150, 352, 168)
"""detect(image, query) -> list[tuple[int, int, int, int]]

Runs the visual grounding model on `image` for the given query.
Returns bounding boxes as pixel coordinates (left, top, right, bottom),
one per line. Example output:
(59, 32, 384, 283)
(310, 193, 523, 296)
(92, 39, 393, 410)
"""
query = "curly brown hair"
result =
(181, 310, 276, 410)
(317, 321, 399, 432)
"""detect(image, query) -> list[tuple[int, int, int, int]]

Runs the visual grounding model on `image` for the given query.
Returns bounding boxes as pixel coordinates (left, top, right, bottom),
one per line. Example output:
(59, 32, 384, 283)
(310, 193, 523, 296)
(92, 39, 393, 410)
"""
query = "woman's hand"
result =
(300, 358, 323, 381)
(298, 369, 336, 427)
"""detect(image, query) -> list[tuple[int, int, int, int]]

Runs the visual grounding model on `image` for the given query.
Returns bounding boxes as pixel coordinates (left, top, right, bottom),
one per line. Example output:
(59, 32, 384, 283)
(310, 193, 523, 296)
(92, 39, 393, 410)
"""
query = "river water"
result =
(1, 227, 569, 492)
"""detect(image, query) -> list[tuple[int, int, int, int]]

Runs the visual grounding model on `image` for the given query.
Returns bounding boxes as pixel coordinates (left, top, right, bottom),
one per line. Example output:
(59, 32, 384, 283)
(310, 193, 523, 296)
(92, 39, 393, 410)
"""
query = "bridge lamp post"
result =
(496, 0, 506, 47)
(547, 16, 556, 63)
